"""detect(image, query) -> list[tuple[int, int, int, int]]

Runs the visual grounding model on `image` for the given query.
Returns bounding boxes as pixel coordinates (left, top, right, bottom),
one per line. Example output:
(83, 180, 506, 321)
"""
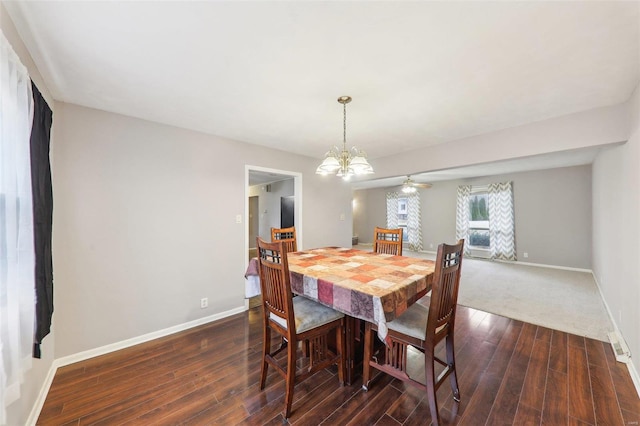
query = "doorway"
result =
(245, 166, 302, 308)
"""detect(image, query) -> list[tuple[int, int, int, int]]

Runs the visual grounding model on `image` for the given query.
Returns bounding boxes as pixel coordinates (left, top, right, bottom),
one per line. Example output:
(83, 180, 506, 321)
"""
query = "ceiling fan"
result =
(400, 175, 432, 193)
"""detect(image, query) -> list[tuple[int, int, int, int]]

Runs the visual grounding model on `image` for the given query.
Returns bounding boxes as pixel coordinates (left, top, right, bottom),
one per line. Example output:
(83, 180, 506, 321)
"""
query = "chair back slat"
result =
(427, 240, 464, 340)
(373, 227, 403, 256)
(271, 226, 297, 253)
(257, 238, 295, 330)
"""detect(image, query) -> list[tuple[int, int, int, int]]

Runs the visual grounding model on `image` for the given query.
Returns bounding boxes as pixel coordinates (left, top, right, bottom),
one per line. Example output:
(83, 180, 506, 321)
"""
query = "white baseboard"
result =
(417, 249, 437, 255)
(592, 273, 624, 343)
(26, 361, 58, 426)
(26, 305, 246, 425)
(499, 259, 592, 273)
(591, 274, 640, 399)
(418, 249, 592, 273)
(628, 362, 640, 399)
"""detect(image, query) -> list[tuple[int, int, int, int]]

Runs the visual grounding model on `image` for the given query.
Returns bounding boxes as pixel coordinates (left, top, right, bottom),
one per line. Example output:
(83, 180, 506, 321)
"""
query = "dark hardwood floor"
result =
(38, 303, 640, 425)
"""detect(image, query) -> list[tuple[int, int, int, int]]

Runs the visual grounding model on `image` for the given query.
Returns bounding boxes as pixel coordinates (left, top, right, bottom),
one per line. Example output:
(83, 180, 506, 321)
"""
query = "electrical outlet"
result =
(200, 298, 208, 309)
(523, 252, 528, 258)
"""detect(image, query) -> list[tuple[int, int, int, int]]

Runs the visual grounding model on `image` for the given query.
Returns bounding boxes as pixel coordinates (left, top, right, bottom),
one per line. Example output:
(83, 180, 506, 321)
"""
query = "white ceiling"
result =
(248, 170, 293, 187)
(5, 1, 640, 183)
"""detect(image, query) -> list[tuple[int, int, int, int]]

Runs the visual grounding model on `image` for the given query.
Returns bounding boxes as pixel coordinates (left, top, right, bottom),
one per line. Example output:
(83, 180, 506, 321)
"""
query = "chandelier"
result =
(315, 96, 374, 180)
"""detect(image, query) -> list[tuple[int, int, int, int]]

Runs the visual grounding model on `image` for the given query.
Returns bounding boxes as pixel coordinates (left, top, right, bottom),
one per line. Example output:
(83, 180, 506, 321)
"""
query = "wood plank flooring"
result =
(37, 304, 640, 425)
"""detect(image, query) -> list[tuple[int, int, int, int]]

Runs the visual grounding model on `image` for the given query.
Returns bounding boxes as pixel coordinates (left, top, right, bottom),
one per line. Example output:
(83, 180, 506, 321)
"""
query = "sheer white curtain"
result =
(455, 185, 471, 255)
(0, 31, 35, 423)
(406, 193, 422, 251)
(487, 181, 516, 260)
(385, 192, 398, 229)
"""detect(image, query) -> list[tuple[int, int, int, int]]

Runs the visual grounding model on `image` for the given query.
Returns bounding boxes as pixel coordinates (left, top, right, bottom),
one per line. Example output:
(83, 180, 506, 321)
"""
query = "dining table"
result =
(244, 246, 436, 383)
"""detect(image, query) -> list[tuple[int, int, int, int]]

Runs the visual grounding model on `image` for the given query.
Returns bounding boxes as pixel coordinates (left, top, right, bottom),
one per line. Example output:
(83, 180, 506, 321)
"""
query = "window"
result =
(468, 192, 490, 248)
(397, 197, 408, 219)
(456, 182, 515, 260)
(387, 192, 422, 251)
(397, 198, 409, 242)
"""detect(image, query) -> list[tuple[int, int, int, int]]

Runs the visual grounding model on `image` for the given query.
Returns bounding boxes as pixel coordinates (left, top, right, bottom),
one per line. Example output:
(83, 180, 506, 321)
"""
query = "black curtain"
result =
(30, 82, 54, 358)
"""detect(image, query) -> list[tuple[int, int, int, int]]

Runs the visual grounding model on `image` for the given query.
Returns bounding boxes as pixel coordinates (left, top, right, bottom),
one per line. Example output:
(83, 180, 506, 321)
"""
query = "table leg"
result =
(345, 316, 355, 385)
(344, 316, 365, 385)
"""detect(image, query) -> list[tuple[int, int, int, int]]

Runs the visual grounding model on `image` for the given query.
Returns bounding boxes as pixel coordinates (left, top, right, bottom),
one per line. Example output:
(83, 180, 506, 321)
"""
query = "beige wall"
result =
(593, 84, 640, 381)
(354, 165, 592, 269)
(2, 3, 56, 425)
(370, 102, 629, 180)
(353, 188, 385, 243)
(52, 102, 353, 359)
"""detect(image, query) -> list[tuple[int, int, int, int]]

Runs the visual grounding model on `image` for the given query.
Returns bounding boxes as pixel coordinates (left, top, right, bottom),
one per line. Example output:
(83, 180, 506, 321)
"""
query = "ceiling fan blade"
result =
(413, 182, 432, 189)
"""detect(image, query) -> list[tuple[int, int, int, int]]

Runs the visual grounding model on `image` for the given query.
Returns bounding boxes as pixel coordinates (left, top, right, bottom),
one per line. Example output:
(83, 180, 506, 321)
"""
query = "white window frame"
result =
(468, 185, 490, 251)
(397, 197, 409, 242)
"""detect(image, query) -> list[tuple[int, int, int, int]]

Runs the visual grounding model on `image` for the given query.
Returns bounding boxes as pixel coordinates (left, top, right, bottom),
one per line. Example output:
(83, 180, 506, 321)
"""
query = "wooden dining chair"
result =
(373, 227, 403, 256)
(271, 226, 297, 253)
(256, 237, 345, 419)
(362, 239, 465, 426)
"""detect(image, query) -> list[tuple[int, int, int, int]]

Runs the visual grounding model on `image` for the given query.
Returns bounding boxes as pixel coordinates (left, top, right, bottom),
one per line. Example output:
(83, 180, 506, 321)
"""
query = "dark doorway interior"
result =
(281, 196, 294, 228)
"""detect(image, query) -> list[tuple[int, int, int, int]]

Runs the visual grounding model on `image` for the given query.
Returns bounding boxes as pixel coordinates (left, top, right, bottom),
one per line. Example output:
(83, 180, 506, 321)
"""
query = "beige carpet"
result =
(457, 256, 613, 342)
(355, 245, 614, 342)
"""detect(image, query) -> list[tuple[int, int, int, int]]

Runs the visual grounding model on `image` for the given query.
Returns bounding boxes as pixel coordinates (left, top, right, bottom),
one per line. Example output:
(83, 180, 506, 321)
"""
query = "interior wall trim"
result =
(26, 305, 246, 425)
(628, 362, 640, 401)
(497, 260, 591, 273)
(591, 273, 640, 399)
(415, 249, 593, 273)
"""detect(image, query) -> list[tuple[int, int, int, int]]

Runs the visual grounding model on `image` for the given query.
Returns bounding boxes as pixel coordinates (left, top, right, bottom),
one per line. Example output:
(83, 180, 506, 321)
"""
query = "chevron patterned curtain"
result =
(386, 192, 399, 229)
(487, 181, 516, 261)
(406, 192, 422, 251)
(456, 185, 471, 255)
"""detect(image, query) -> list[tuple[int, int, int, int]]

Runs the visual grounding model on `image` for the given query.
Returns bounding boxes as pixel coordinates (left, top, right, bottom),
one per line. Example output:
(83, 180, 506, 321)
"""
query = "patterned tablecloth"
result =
(245, 247, 435, 342)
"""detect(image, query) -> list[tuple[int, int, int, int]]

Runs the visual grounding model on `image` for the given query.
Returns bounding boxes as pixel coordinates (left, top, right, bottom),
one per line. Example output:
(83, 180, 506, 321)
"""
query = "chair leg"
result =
(446, 335, 460, 402)
(260, 325, 270, 390)
(284, 337, 297, 418)
(362, 322, 373, 391)
(425, 351, 441, 426)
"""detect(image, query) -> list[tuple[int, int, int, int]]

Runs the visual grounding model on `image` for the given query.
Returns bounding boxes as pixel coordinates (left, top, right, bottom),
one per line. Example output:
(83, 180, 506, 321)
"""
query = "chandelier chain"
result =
(343, 101, 347, 149)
